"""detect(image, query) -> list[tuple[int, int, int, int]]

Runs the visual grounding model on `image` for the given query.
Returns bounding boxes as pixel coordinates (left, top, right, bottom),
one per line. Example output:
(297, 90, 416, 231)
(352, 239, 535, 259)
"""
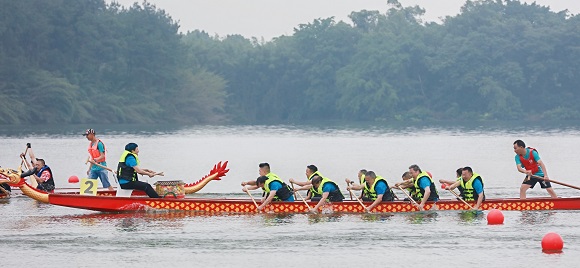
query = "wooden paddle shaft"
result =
(294, 190, 311, 210)
(532, 175, 580, 191)
(397, 186, 420, 207)
(291, 182, 298, 200)
(244, 187, 260, 210)
(348, 188, 366, 210)
(446, 189, 474, 209)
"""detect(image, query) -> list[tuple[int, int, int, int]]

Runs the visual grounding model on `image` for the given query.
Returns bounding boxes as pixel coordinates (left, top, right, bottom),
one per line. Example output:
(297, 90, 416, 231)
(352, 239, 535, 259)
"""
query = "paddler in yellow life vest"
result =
(347, 171, 394, 212)
(289, 165, 324, 200)
(242, 175, 295, 211)
(408, 164, 439, 211)
(117, 143, 164, 198)
(445, 167, 485, 210)
(308, 175, 344, 212)
(394, 171, 418, 201)
(240, 162, 279, 187)
(345, 169, 367, 200)
(439, 168, 464, 197)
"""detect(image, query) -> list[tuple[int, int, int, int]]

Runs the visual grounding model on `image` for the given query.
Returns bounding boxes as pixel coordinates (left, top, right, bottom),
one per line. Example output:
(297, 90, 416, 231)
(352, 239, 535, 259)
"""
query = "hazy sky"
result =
(110, 0, 579, 40)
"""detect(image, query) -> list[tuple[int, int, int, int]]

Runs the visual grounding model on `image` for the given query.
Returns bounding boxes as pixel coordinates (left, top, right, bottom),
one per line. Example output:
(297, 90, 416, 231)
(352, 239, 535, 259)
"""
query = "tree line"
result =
(1, 0, 579, 125)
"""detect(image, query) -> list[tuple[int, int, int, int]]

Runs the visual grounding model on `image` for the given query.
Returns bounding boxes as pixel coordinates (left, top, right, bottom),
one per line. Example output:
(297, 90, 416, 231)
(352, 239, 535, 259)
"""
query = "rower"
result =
(243, 175, 295, 211)
(289, 164, 324, 201)
(445, 167, 485, 210)
(240, 162, 281, 187)
(408, 164, 439, 210)
(394, 171, 418, 201)
(345, 169, 367, 200)
(347, 171, 394, 212)
(21, 145, 55, 193)
(513, 140, 557, 199)
(307, 175, 344, 212)
(439, 168, 464, 197)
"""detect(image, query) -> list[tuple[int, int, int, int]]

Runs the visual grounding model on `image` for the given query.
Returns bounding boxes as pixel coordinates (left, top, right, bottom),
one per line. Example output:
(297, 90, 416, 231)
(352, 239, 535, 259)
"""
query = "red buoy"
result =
(68, 175, 79, 183)
(486, 209, 504, 225)
(440, 183, 447, 189)
(542, 232, 564, 253)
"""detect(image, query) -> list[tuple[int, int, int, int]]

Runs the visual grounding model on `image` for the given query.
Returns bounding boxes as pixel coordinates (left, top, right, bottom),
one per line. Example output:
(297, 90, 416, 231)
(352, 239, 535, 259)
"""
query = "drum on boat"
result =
(154, 180, 185, 199)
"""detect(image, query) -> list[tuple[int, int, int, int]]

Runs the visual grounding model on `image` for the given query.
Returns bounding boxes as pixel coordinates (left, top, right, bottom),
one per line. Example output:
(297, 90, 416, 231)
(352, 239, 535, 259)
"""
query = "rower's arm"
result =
(241, 180, 257, 186)
(258, 190, 276, 211)
(367, 194, 383, 211)
(446, 180, 461, 190)
(419, 187, 431, 210)
(515, 163, 528, 174)
(133, 165, 155, 177)
(294, 185, 312, 191)
(439, 179, 457, 185)
(289, 179, 311, 187)
(474, 193, 484, 210)
(312, 192, 329, 211)
(347, 184, 364, 191)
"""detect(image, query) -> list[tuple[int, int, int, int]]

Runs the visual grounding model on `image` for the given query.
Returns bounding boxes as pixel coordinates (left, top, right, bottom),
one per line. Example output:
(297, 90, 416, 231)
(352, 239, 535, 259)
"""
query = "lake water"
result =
(1, 123, 580, 267)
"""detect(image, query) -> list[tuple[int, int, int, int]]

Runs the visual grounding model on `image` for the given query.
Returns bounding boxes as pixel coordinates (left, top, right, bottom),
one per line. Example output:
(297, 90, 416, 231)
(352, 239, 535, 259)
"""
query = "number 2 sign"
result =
(80, 178, 98, 196)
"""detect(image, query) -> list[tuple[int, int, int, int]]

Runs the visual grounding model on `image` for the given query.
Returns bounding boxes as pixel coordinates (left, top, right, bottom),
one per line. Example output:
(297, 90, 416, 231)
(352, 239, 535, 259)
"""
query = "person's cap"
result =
(82, 129, 95, 136)
(125, 143, 138, 151)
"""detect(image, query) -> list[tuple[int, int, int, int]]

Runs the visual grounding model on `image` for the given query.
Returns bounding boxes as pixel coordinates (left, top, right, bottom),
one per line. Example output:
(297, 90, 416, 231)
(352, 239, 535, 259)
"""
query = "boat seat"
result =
(115, 188, 133, 197)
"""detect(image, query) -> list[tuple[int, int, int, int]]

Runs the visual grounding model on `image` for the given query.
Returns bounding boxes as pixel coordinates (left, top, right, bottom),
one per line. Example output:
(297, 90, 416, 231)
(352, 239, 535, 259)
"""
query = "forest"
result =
(1, 0, 579, 124)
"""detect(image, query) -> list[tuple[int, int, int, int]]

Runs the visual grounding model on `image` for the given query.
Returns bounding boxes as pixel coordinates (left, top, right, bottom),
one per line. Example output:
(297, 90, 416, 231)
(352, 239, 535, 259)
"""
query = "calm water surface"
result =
(1, 124, 580, 267)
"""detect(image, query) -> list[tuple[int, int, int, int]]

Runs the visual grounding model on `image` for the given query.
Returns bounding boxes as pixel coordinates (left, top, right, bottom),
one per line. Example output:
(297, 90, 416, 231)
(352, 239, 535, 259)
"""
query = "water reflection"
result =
(518, 211, 555, 225)
(261, 213, 295, 226)
(308, 213, 343, 224)
(405, 212, 438, 224)
(457, 211, 484, 223)
(360, 213, 394, 222)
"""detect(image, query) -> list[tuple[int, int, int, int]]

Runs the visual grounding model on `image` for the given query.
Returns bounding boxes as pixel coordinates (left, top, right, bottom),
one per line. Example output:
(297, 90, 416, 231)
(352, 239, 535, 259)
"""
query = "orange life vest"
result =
(88, 139, 106, 163)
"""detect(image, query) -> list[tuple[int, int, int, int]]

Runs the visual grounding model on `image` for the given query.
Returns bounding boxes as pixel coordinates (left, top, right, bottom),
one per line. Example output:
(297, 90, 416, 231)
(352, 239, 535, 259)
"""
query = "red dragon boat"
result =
(2, 163, 580, 213)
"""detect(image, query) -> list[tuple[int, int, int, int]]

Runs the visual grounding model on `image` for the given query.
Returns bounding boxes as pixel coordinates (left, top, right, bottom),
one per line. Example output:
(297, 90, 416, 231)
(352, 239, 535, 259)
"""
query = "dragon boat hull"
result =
(33, 194, 580, 213)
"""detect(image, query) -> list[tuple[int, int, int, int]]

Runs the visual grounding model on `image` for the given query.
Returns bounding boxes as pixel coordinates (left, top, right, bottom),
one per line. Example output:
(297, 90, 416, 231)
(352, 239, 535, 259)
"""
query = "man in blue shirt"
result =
(117, 143, 163, 198)
(513, 140, 557, 199)
(347, 171, 394, 212)
(308, 175, 344, 212)
(409, 164, 439, 211)
(245, 175, 295, 211)
(445, 167, 485, 210)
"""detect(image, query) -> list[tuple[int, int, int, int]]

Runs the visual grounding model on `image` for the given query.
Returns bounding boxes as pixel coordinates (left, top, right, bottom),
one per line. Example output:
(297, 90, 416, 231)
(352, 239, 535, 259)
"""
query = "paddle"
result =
(294, 189, 312, 211)
(346, 180, 353, 200)
(397, 186, 420, 208)
(531, 175, 580, 191)
(291, 181, 298, 200)
(441, 183, 474, 210)
(244, 186, 260, 212)
(348, 188, 368, 212)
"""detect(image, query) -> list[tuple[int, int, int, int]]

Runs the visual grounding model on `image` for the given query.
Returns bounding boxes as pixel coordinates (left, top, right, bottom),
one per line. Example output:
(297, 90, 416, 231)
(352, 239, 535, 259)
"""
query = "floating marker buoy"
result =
(542, 232, 563, 253)
(68, 175, 79, 183)
(486, 208, 504, 225)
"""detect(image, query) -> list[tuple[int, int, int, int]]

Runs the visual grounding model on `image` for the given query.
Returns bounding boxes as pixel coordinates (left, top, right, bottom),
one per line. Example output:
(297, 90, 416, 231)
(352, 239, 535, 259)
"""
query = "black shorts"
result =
(522, 175, 552, 189)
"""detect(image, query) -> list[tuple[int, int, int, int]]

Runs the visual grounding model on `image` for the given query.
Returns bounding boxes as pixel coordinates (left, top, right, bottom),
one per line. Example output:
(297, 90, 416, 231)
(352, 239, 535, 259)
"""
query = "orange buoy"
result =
(486, 208, 504, 225)
(68, 175, 79, 183)
(542, 232, 564, 253)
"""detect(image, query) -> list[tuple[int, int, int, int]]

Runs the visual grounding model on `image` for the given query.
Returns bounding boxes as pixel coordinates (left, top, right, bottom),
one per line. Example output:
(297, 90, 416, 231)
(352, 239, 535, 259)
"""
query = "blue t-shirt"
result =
(322, 182, 338, 193)
(374, 180, 387, 195)
(118, 155, 138, 184)
(268, 181, 294, 201)
(514, 148, 544, 176)
(90, 141, 107, 171)
(472, 179, 483, 194)
(418, 176, 431, 190)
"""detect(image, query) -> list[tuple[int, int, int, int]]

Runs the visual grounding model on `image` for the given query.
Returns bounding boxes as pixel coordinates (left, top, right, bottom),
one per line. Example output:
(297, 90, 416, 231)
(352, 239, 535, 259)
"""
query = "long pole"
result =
(532, 175, 580, 191)
(294, 190, 311, 211)
(244, 186, 260, 212)
(348, 188, 367, 212)
(445, 188, 474, 210)
(397, 186, 420, 208)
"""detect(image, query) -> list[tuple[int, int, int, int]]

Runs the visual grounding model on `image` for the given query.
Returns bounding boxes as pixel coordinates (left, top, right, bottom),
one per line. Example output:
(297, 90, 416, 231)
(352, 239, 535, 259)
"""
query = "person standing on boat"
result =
(117, 143, 161, 198)
(289, 165, 324, 200)
(21, 146, 55, 192)
(513, 140, 557, 199)
(243, 175, 295, 211)
(408, 164, 439, 211)
(307, 175, 344, 212)
(445, 167, 485, 210)
(83, 128, 114, 191)
(347, 171, 394, 212)
(345, 169, 367, 200)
